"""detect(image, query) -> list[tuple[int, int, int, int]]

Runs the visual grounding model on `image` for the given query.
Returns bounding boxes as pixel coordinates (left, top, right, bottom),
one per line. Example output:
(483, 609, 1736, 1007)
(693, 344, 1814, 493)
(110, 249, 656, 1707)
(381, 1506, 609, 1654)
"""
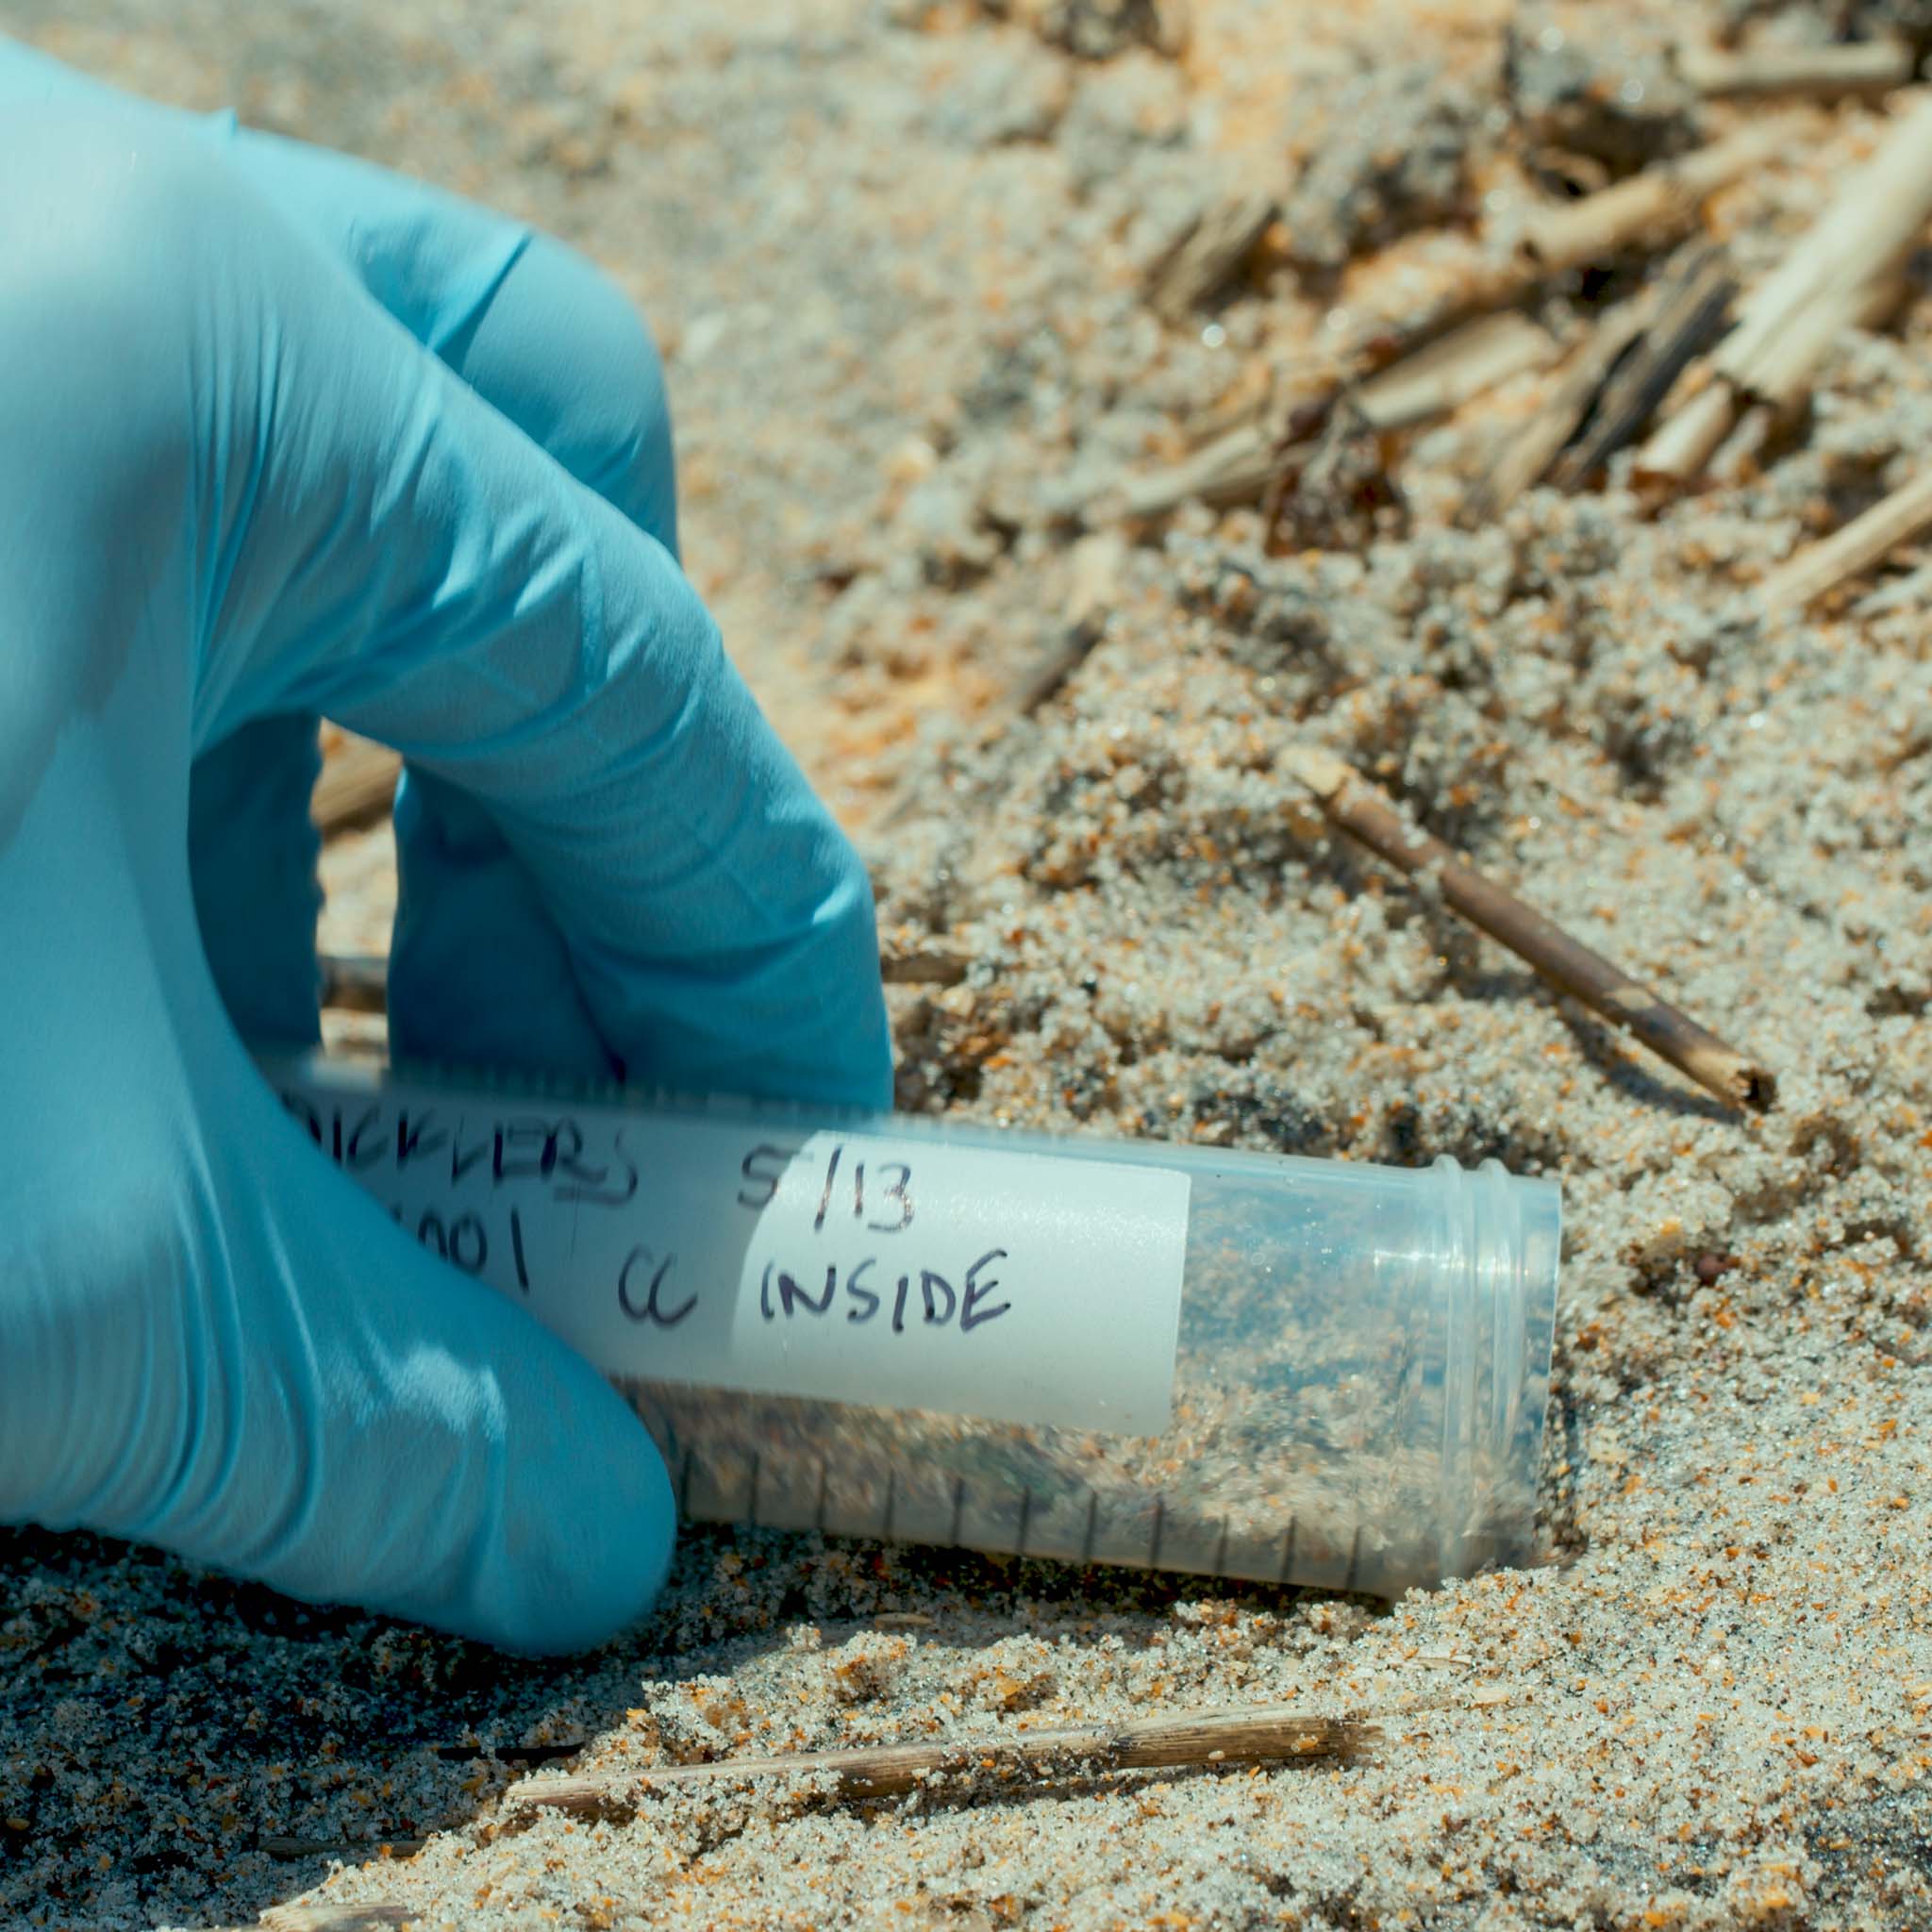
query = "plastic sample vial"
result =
(271, 1055, 1561, 1595)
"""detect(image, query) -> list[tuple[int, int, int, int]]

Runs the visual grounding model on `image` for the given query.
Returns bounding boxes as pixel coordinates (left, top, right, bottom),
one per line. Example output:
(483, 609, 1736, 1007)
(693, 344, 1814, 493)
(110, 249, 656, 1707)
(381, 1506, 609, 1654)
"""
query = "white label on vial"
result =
(274, 1064, 1191, 1436)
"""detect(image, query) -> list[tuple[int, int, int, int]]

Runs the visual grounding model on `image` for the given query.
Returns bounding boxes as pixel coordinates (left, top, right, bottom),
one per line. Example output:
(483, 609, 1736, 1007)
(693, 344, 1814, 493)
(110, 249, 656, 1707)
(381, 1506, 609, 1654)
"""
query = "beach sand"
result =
(2, 0, 1929, 1924)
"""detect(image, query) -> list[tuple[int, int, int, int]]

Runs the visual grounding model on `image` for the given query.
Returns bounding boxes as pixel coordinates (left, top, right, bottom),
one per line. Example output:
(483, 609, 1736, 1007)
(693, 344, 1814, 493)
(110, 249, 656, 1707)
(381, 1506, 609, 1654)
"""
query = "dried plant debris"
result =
(1717, 0, 1932, 44)
(1142, 185, 1277, 319)
(1505, 2, 1701, 184)
(1265, 396, 1407, 552)
(1278, 58, 1493, 273)
(980, 0, 1189, 61)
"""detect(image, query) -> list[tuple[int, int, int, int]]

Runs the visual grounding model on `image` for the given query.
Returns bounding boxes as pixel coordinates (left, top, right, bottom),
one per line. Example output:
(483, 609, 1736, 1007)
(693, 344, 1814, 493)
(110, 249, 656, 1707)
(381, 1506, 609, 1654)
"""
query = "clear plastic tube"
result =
(270, 1055, 1560, 1596)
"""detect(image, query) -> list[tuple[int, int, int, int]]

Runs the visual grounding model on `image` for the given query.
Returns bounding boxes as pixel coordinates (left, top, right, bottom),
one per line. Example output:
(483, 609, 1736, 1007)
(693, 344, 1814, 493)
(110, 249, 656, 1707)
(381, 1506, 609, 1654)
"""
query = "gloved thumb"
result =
(0, 1002, 675, 1657)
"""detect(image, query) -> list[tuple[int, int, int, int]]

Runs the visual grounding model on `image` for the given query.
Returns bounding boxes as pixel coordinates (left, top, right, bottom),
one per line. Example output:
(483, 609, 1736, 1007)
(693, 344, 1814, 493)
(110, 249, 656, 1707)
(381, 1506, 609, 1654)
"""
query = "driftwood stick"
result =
(1282, 749, 1776, 1111)
(1758, 469, 1932, 610)
(1520, 121, 1791, 275)
(313, 735, 402, 836)
(1547, 244, 1735, 486)
(506, 1707, 1370, 1815)
(1676, 36, 1916, 100)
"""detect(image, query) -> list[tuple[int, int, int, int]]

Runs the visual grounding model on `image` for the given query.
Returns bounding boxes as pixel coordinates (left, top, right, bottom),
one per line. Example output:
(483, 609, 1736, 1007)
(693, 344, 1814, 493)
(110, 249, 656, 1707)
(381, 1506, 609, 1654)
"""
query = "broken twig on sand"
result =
(1281, 749, 1776, 1111)
(506, 1707, 1370, 1815)
(1758, 469, 1932, 611)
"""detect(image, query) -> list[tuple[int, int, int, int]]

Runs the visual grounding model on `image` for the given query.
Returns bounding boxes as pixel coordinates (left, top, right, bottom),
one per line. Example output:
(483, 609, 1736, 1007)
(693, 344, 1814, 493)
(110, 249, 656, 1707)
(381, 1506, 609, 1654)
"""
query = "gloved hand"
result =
(0, 43, 893, 1654)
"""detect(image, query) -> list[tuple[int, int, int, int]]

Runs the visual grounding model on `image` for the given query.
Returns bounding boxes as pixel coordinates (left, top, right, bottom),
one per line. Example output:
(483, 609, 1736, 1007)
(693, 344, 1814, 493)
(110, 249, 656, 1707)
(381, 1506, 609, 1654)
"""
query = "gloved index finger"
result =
(127, 120, 889, 1110)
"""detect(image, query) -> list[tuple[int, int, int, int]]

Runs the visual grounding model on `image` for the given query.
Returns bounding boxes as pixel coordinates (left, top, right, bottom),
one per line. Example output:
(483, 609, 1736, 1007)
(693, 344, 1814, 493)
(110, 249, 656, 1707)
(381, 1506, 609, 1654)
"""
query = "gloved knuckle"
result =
(1, 110, 221, 335)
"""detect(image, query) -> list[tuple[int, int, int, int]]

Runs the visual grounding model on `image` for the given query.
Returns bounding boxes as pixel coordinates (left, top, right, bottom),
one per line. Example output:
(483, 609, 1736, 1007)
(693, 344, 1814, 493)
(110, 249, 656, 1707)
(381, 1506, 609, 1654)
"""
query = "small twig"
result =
(1546, 243, 1735, 486)
(1282, 749, 1775, 1111)
(1630, 375, 1739, 488)
(1758, 469, 1932, 610)
(505, 1706, 1370, 1816)
(1676, 36, 1916, 100)
(1116, 422, 1288, 520)
(314, 735, 402, 837)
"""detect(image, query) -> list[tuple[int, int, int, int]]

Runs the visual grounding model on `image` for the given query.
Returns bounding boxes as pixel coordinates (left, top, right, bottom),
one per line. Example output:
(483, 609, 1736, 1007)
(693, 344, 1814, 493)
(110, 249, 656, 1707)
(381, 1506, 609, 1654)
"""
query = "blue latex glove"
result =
(0, 44, 893, 1654)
